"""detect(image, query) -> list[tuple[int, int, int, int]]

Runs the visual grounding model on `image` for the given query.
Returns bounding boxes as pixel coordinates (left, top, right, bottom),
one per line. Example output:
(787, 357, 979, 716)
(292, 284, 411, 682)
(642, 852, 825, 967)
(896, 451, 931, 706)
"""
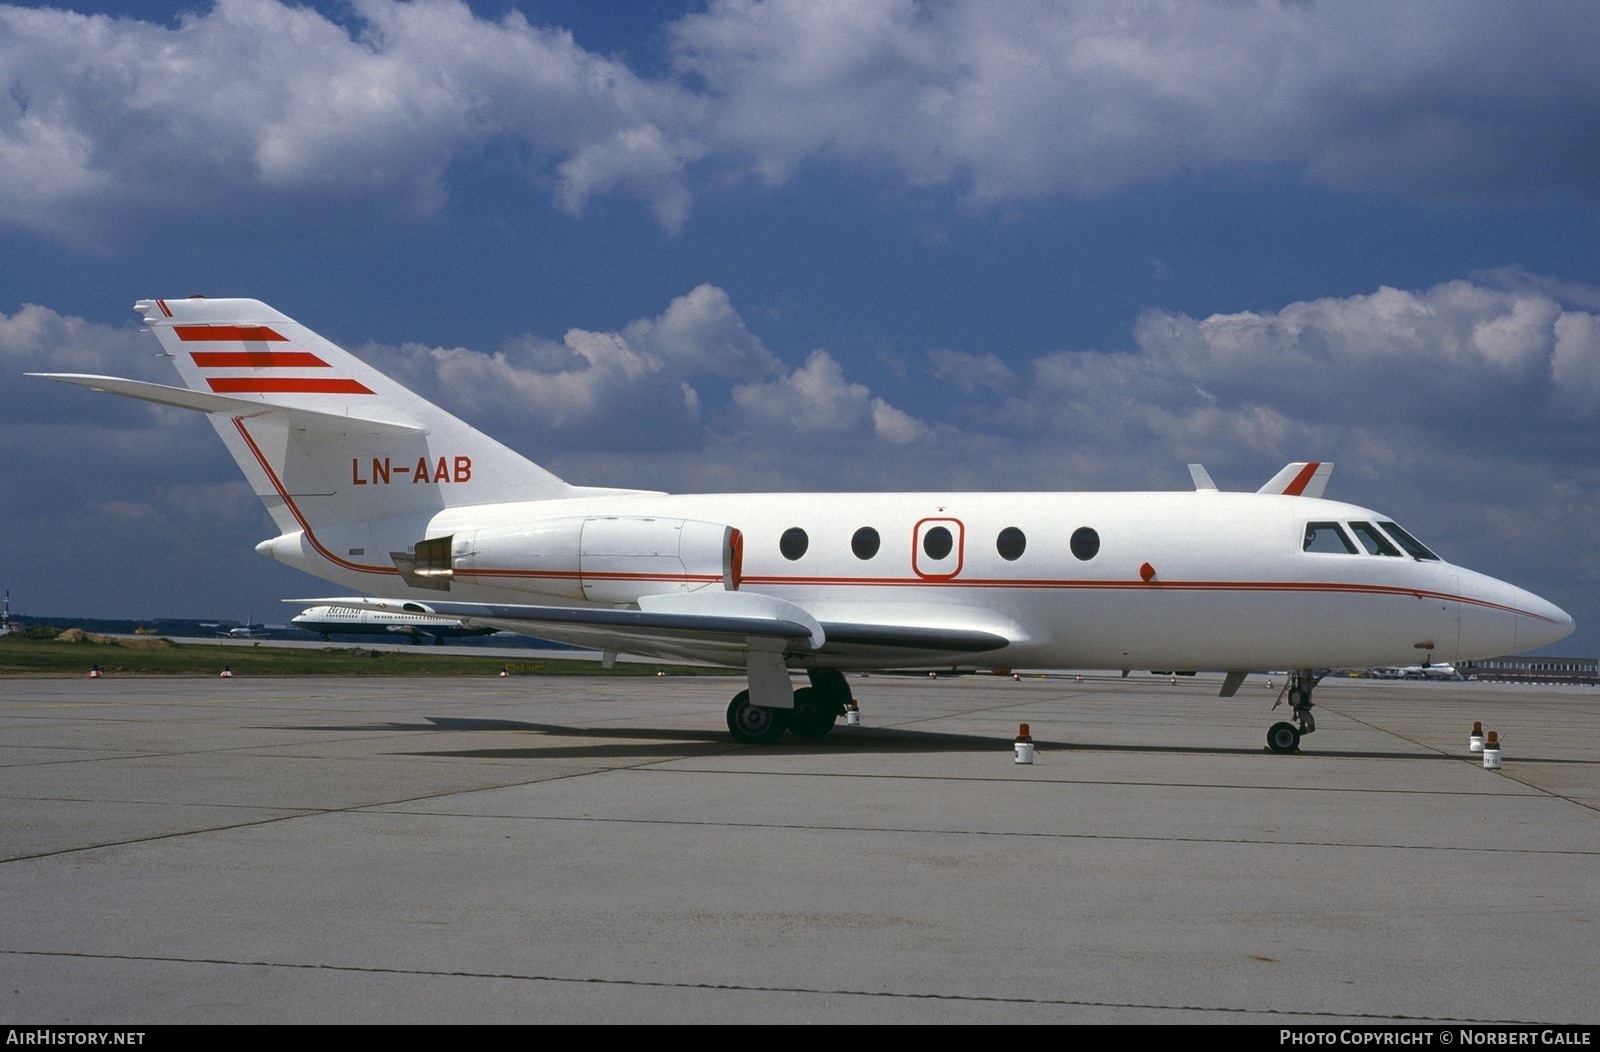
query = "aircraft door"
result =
(913, 517, 964, 579)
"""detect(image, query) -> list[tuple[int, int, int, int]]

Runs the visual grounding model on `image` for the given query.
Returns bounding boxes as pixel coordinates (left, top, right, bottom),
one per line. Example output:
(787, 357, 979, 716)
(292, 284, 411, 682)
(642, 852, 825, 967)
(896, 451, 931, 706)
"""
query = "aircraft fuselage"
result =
(262, 488, 1567, 672)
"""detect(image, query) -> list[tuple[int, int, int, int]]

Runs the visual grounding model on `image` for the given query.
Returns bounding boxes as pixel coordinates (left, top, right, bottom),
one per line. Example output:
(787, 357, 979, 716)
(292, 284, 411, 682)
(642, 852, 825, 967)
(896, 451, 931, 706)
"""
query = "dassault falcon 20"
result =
(34, 298, 1573, 751)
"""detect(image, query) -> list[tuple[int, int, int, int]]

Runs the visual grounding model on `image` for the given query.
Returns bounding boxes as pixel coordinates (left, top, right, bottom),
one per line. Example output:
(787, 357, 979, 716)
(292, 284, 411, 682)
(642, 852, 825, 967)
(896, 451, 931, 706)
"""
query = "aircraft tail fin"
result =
(1257, 461, 1332, 499)
(40, 297, 582, 556)
(114, 298, 577, 536)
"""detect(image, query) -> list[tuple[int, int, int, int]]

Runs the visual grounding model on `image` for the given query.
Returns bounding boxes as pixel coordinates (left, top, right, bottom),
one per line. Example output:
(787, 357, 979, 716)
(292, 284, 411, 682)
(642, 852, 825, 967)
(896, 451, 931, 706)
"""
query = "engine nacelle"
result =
(446, 516, 743, 604)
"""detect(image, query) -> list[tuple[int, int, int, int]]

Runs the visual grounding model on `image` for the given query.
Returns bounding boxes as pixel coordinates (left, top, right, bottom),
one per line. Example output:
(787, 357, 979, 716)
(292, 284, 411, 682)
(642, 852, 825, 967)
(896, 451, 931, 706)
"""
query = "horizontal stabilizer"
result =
(29, 373, 423, 435)
(1258, 461, 1332, 499)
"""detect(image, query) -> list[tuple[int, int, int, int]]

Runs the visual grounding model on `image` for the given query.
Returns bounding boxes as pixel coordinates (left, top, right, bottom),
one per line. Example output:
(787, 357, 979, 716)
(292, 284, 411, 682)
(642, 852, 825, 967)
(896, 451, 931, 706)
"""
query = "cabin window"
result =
(1378, 521, 1440, 561)
(923, 526, 954, 560)
(780, 527, 809, 560)
(996, 527, 1026, 561)
(1303, 521, 1357, 554)
(851, 527, 880, 560)
(1070, 527, 1099, 561)
(1348, 521, 1402, 556)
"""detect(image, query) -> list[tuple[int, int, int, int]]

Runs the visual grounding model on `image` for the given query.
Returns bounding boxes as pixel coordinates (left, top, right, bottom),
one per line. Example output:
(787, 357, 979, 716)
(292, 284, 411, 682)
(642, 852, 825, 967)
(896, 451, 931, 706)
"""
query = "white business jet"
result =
(33, 298, 1573, 751)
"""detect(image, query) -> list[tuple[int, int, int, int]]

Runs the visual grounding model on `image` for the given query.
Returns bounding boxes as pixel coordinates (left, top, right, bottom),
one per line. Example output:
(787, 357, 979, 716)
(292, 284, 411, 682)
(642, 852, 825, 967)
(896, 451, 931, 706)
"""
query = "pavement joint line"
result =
(341, 810, 1600, 855)
(0, 733, 753, 864)
(0, 948, 1552, 1024)
(0, 719, 716, 770)
(1326, 705, 1600, 814)
(619, 766, 1556, 794)
(0, 758, 681, 864)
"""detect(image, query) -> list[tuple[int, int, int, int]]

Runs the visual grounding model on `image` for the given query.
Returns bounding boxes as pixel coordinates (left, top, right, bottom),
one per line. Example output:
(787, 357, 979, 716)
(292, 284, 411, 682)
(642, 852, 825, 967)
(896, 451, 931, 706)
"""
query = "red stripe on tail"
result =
(190, 351, 329, 368)
(175, 325, 289, 342)
(207, 378, 373, 394)
(1281, 462, 1321, 496)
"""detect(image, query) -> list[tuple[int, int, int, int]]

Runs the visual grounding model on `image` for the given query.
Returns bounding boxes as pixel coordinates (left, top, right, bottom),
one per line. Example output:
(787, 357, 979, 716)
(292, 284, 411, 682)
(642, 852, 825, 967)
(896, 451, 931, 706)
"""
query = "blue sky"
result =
(3, 0, 1599, 656)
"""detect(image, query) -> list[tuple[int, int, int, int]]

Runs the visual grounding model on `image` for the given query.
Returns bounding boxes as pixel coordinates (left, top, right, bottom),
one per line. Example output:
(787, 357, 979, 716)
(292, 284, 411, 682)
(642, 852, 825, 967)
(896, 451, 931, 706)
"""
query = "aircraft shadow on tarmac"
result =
(262, 716, 1595, 763)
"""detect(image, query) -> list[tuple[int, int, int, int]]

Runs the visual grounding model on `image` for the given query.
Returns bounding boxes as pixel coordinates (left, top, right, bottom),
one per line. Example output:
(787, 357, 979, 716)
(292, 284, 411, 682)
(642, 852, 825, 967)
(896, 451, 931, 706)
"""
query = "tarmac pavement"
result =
(0, 672, 1595, 1023)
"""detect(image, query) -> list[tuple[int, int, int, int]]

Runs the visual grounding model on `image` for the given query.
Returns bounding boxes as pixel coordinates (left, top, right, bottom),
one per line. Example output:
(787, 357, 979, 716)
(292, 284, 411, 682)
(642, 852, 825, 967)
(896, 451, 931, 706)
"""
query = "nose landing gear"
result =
(1267, 669, 1322, 753)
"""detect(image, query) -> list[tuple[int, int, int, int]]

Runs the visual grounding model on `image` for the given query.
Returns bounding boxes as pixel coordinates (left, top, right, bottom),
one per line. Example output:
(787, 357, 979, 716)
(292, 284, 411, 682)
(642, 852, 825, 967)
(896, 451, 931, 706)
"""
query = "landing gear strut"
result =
(1267, 669, 1321, 753)
(725, 670, 854, 744)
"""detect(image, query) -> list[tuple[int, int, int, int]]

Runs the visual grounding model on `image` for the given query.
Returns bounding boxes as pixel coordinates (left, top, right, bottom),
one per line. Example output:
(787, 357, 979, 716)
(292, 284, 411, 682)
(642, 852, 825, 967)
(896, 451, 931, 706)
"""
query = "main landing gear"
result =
(1267, 668, 1321, 753)
(726, 690, 787, 744)
(725, 669, 853, 745)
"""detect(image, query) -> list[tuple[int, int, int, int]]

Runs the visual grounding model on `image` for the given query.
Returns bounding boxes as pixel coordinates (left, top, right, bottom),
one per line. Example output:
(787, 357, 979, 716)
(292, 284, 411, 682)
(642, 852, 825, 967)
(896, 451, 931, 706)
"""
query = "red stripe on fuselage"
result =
(190, 351, 330, 368)
(175, 325, 288, 342)
(208, 377, 373, 394)
(450, 567, 1552, 623)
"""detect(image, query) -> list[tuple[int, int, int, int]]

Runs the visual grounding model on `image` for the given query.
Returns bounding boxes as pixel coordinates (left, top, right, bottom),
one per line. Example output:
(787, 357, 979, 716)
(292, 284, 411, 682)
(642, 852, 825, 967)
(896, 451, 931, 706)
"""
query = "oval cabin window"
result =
(780, 527, 809, 561)
(1070, 527, 1100, 561)
(996, 527, 1026, 561)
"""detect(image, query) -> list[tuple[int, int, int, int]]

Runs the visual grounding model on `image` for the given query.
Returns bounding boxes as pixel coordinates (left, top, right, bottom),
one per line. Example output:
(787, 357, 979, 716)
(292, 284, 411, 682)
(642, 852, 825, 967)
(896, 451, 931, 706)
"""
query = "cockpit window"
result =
(1378, 521, 1440, 561)
(1348, 521, 1402, 557)
(1303, 522, 1357, 554)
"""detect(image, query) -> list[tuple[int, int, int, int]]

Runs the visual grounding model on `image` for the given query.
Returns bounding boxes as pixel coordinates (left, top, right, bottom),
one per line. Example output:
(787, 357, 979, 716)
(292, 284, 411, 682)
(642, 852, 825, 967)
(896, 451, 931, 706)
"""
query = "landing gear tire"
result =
(727, 690, 788, 745)
(1267, 721, 1301, 754)
(788, 687, 839, 739)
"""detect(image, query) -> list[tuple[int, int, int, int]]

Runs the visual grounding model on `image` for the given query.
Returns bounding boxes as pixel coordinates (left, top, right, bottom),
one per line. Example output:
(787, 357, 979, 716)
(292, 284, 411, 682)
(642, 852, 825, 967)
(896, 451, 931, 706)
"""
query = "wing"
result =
(305, 591, 1012, 668)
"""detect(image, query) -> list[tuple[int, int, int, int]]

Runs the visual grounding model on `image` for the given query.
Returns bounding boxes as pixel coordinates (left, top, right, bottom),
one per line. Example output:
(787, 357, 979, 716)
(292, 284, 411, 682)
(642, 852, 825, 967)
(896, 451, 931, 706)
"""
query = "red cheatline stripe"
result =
(175, 325, 288, 342)
(190, 351, 329, 368)
(232, 418, 396, 576)
(447, 568, 1551, 622)
(207, 378, 373, 394)
(156, 300, 173, 317)
(1282, 462, 1321, 496)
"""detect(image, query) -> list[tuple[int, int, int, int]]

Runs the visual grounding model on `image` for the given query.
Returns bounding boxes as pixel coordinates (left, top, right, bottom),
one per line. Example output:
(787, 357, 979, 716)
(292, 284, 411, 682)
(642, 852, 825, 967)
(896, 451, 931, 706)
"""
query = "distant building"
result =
(1459, 656, 1598, 685)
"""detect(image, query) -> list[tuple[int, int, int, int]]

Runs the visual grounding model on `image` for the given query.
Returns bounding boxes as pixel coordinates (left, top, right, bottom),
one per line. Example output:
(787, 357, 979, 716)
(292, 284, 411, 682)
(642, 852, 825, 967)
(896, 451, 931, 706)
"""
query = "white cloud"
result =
(927, 348, 1015, 395)
(0, 302, 151, 376)
(3, 1, 1598, 246)
(360, 284, 783, 444)
(732, 349, 930, 445)
(1551, 311, 1600, 416)
(959, 280, 1600, 466)
(674, 0, 1600, 206)
(0, 0, 699, 245)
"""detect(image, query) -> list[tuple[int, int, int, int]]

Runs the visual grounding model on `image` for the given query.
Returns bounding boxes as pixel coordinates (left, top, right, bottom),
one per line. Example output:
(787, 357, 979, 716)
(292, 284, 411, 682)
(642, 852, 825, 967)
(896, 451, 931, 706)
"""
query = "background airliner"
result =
(290, 603, 500, 644)
(33, 298, 1574, 751)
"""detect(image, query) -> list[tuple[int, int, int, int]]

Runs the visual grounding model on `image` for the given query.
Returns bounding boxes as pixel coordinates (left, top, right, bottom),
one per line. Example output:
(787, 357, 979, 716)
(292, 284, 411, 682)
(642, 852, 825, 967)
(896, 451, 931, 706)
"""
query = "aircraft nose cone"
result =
(1515, 588, 1575, 652)
(1456, 571, 1574, 660)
